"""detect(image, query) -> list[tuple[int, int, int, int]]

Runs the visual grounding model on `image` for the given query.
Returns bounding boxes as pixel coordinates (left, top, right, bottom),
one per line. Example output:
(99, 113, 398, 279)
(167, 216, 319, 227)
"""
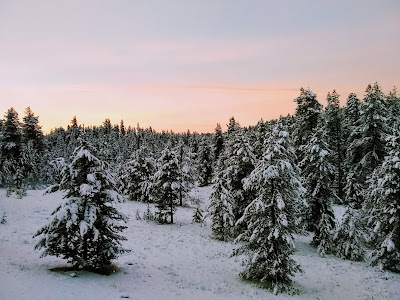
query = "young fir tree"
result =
(333, 207, 365, 261)
(151, 146, 181, 224)
(192, 205, 204, 224)
(208, 157, 236, 241)
(33, 139, 127, 270)
(120, 147, 155, 203)
(300, 126, 336, 257)
(363, 131, 400, 272)
(233, 124, 305, 294)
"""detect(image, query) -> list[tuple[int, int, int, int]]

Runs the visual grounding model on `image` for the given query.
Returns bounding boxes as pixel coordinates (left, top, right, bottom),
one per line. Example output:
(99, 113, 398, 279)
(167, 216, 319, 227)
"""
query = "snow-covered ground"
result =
(1, 187, 399, 300)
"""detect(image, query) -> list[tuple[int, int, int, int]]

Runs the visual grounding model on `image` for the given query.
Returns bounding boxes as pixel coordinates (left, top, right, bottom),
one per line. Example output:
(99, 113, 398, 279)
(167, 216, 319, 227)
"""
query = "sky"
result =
(0, 0, 399, 133)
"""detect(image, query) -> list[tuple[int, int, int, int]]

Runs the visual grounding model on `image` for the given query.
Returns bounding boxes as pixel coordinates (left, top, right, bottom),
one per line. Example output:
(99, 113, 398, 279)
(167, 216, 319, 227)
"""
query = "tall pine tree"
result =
(233, 123, 305, 294)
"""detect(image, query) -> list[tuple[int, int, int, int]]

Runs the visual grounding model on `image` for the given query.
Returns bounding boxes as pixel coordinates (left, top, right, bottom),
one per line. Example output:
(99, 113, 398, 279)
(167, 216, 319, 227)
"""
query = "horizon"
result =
(1, 0, 399, 133)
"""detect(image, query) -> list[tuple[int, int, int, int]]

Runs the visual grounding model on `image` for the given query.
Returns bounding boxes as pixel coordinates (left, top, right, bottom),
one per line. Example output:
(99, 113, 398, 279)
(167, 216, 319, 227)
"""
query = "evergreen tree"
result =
(334, 207, 365, 261)
(213, 123, 224, 162)
(343, 93, 363, 206)
(120, 120, 126, 136)
(192, 205, 204, 224)
(208, 162, 235, 241)
(252, 119, 269, 160)
(350, 83, 389, 183)
(197, 143, 213, 186)
(363, 132, 400, 272)
(386, 86, 400, 124)
(293, 88, 322, 162)
(325, 90, 344, 200)
(22, 107, 44, 152)
(33, 139, 127, 270)
(300, 126, 336, 256)
(151, 146, 181, 224)
(227, 116, 239, 135)
(233, 124, 305, 294)
(222, 128, 256, 228)
(21, 107, 45, 187)
(0, 108, 26, 195)
(175, 141, 195, 206)
(120, 147, 155, 203)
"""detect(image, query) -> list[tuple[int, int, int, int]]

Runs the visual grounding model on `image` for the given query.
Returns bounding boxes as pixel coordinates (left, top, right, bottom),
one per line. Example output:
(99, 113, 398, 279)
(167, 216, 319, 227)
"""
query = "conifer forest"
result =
(1, 83, 400, 298)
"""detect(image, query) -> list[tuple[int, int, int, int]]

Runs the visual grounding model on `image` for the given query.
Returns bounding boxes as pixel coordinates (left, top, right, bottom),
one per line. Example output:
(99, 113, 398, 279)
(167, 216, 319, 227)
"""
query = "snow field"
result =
(1, 187, 400, 300)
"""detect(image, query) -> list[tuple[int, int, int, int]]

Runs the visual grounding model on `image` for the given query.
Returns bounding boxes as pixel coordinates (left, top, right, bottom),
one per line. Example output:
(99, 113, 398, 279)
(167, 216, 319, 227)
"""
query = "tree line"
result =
(0, 82, 399, 294)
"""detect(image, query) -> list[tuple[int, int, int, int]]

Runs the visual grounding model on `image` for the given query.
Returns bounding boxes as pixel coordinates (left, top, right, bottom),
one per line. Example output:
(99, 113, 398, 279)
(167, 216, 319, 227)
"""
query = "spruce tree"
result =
(151, 146, 181, 224)
(233, 124, 305, 294)
(363, 131, 400, 272)
(34, 139, 127, 270)
(300, 126, 336, 256)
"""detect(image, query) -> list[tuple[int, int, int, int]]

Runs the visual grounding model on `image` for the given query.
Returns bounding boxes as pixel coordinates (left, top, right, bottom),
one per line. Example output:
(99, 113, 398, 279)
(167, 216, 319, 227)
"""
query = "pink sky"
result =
(0, 1, 399, 133)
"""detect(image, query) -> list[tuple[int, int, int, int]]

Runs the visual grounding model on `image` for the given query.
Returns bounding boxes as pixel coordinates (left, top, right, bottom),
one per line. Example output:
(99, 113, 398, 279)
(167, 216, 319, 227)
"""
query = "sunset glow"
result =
(1, 0, 399, 133)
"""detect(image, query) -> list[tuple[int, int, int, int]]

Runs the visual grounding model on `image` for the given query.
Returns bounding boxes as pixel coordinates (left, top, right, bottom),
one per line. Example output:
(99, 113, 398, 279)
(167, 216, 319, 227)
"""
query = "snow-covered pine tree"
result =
(293, 88, 322, 163)
(197, 142, 213, 186)
(120, 147, 155, 203)
(233, 123, 305, 294)
(175, 142, 195, 206)
(22, 107, 44, 152)
(325, 90, 344, 201)
(213, 123, 224, 162)
(252, 119, 269, 160)
(208, 158, 235, 241)
(192, 205, 204, 224)
(33, 139, 127, 270)
(363, 129, 400, 272)
(300, 126, 336, 256)
(334, 207, 365, 261)
(151, 146, 181, 224)
(0, 108, 26, 196)
(386, 86, 400, 125)
(223, 127, 256, 229)
(350, 83, 389, 185)
(343, 93, 363, 206)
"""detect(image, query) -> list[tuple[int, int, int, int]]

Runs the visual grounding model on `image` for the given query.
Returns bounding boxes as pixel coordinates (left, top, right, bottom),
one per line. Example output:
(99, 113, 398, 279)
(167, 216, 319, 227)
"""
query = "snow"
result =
(1, 187, 400, 300)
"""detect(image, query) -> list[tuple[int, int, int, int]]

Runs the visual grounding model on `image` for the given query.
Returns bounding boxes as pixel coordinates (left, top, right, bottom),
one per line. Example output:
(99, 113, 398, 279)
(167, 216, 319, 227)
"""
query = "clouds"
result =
(0, 0, 399, 132)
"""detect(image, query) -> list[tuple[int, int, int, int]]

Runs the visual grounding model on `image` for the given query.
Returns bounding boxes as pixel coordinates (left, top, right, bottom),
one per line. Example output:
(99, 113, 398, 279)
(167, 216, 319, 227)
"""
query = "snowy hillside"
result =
(1, 187, 400, 300)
